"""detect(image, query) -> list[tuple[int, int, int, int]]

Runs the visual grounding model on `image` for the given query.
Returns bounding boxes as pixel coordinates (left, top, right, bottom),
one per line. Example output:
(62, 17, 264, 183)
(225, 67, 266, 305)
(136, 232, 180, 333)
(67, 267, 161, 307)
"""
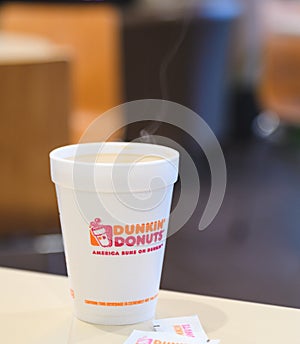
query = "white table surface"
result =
(0, 267, 299, 343)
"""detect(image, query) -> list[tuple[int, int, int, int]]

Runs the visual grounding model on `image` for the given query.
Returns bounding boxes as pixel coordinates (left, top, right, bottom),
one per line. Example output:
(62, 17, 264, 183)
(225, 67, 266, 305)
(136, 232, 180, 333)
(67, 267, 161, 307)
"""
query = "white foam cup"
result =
(50, 142, 179, 325)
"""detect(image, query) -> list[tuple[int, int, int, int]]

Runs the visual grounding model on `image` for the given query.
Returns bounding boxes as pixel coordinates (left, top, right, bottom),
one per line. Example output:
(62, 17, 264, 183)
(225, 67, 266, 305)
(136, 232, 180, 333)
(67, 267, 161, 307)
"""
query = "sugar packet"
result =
(123, 330, 201, 344)
(152, 315, 208, 343)
(152, 315, 220, 344)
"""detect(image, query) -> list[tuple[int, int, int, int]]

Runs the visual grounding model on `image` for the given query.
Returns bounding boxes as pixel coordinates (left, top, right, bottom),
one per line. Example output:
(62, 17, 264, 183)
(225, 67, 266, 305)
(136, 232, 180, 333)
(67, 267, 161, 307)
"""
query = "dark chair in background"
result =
(122, 3, 240, 142)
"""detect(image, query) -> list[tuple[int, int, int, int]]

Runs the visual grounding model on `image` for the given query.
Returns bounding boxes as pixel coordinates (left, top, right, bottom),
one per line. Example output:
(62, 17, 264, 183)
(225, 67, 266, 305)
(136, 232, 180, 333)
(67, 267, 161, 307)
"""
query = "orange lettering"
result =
(113, 225, 124, 235)
(157, 218, 165, 230)
(174, 325, 184, 335)
(146, 222, 154, 232)
(125, 224, 135, 235)
(84, 294, 158, 307)
(136, 223, 145, 234)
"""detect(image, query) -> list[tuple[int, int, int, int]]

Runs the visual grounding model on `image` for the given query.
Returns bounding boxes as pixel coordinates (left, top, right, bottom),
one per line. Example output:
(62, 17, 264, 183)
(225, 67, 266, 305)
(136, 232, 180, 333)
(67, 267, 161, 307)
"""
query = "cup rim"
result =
(49, 142, 179, 167)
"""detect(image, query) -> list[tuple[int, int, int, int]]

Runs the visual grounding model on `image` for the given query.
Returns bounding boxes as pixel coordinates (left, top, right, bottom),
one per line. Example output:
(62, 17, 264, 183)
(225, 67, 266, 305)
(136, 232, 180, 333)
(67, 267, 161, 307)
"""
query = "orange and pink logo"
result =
(89, 217, 166, 248)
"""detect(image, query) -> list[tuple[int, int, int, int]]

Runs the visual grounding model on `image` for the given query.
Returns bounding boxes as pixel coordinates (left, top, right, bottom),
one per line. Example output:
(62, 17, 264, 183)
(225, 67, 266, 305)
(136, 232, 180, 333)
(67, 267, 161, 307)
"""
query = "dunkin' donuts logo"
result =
(89, 217, 166, 248)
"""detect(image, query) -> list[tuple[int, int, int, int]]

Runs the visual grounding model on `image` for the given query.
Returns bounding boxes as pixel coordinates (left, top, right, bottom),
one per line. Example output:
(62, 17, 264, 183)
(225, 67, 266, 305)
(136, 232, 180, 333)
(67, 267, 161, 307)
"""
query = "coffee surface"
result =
(67, 153, 164, 163)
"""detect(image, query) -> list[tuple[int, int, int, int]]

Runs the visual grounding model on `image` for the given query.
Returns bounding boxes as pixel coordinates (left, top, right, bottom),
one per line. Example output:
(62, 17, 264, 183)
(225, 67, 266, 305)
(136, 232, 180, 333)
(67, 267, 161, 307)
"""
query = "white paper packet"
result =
(152, 315, 208, 343)
(123, 330, 201, 344)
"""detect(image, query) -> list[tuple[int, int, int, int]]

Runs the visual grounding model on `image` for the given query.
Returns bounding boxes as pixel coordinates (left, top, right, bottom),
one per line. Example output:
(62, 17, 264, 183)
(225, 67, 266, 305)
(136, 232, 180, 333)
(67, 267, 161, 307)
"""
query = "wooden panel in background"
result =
(0, 3, 124, 142)
(0, 59, 70, 235)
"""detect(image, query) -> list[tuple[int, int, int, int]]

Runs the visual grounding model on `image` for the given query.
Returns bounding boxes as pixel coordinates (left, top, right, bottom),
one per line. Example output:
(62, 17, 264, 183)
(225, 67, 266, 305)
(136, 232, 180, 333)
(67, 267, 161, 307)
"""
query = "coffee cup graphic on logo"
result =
(89, 218, 113, 248)
(50, 142, 179, 325)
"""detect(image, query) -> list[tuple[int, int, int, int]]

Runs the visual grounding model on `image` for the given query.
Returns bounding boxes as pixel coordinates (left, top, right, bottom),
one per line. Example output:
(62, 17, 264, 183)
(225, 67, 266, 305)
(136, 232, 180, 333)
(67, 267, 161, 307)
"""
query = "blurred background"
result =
(1, 0, 300, 308)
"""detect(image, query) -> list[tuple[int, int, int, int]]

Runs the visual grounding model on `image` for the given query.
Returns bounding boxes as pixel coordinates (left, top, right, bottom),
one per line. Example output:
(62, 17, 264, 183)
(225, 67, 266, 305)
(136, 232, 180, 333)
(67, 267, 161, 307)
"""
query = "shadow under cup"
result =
(49, 142, 179, 325)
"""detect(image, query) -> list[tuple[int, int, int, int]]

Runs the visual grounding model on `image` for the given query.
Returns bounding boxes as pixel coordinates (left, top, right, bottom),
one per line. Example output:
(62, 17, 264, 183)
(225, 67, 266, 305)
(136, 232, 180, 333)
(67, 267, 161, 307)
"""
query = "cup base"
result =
(74, 305, 156, 325)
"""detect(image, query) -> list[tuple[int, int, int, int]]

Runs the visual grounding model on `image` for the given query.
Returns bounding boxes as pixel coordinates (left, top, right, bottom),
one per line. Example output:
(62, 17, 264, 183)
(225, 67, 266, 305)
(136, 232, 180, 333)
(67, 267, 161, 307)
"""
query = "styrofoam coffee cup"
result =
(50, 142, 179, 325)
